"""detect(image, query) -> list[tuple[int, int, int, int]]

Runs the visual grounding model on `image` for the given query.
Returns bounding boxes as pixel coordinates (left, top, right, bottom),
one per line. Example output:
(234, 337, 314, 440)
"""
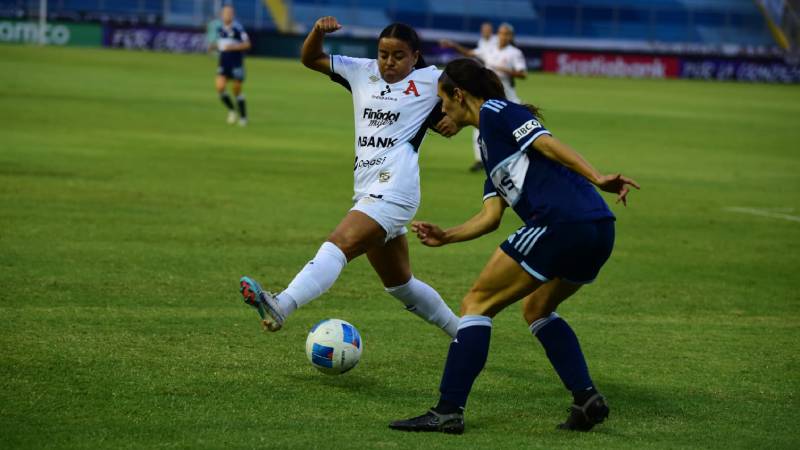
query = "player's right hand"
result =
(411, 221, 447, 247)
(314, 16, 342, 34)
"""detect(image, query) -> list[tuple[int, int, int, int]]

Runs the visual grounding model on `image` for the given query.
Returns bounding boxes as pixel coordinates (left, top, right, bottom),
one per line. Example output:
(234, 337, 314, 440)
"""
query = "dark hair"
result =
(440, 58, 541, 118)
(379, 23, 428, 69)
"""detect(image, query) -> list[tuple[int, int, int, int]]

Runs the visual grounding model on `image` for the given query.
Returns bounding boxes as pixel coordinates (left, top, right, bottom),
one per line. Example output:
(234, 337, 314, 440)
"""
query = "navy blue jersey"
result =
(479, 99, 614, 226)
(216, 21, 249, 67)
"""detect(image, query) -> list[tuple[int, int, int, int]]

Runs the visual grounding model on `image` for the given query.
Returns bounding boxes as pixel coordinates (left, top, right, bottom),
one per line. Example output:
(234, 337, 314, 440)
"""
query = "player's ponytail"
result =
(379, 22, 428, 69)
(441, 58, 542, 118)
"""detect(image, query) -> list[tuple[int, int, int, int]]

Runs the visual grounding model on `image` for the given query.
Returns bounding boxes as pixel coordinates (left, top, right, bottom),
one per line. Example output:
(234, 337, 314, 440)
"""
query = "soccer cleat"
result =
(227, 111, 237, 124)
(389, 409, 465, 434)
(239, 276, 285, 332)
(468, 161, 484, 173)
(238, 118, 248, 127)
(557, 393, 609, 432)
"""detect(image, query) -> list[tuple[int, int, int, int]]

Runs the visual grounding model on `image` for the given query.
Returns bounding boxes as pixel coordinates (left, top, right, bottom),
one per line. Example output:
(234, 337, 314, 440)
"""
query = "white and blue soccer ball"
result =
(305, 318, 363, 375)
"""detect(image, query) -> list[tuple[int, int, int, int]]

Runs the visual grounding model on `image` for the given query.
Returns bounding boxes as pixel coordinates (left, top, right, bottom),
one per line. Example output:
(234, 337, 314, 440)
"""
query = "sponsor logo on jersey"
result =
(362, 108, 400, 127)
(357, 136, 398, 148)
(379, 171, 391, 183)
(512, 119, 542, 142)
(353, 156, 387, 170)
(403, 80, 420, 97)
(372, 84, 398, 101)
(369, 75, 380, 83)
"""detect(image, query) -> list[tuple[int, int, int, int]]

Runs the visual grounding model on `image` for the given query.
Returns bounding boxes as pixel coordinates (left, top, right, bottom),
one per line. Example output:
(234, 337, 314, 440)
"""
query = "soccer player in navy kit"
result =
(213, 5, 250, 126)
(389, 58, 639, 434)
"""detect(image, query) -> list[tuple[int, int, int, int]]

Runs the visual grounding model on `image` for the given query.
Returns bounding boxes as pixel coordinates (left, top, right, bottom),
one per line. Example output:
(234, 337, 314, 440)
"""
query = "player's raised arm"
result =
(412, 196, 507, 247)
(439, 39, 477, 58)
(532, 135, 640, 205)
(301, 16, 343, 74)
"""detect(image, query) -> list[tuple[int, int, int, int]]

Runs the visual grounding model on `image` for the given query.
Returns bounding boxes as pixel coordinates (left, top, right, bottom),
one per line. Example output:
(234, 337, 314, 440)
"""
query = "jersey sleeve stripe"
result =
(483, 192, 498, 201)
(518, 130, 551, 152)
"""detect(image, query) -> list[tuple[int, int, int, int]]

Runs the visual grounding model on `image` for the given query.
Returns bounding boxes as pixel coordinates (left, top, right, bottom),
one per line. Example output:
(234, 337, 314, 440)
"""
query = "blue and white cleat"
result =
(239, 276, 285, 332)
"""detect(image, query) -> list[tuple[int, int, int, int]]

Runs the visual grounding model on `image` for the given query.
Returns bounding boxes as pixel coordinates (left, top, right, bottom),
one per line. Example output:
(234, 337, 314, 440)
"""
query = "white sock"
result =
(472, 128, 482, 161)
(277, 241, 347, 317)
(386, 276, 459, 337)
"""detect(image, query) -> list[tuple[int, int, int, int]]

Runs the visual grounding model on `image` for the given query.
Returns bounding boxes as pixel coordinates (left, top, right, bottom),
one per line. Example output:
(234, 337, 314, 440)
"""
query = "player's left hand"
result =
(596, 174, 640, 206)
(434, 115, 459, 137)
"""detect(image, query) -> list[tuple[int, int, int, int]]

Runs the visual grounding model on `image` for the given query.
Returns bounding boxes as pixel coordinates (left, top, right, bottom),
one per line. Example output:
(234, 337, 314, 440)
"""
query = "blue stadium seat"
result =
(62, 0, 101, 12)
(291, 4, 390, 29)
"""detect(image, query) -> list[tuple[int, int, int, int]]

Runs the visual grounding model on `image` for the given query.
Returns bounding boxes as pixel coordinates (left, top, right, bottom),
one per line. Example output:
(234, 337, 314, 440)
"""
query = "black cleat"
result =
(468, 161, 484, 172)
(557, 393, 609, 432)
(389, 409, 465, 434)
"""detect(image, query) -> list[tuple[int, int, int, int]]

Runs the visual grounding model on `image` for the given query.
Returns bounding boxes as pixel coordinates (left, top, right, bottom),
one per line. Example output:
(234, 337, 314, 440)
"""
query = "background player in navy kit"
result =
(238, 18, 463, 341)
(389, 58, 639, 434)
(212, 5, 251, 126)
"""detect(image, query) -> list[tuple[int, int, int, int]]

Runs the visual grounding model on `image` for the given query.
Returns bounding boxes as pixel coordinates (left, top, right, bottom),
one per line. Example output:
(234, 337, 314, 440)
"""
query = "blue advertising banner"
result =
(103, 25, 208, 53)
(680, 57, 800, 83)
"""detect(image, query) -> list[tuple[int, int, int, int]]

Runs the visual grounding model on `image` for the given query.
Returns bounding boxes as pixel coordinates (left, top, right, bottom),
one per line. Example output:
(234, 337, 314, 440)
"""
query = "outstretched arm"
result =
(532, 135, 640, 205)
(440, 39, 477, 58)
(492, 66, 526, 79)
(224, 40, 251, 52)
(412, 196, 507, 247)
(301, 16, 342, 74)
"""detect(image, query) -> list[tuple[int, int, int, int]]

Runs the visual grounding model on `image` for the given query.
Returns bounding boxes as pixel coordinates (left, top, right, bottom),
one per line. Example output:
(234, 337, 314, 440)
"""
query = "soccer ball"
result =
(305, 318, 363, 375)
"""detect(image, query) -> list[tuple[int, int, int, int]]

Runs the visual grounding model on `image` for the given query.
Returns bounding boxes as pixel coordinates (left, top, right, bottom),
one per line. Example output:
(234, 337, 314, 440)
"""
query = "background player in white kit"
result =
(441, 23, 527, 171)
(238, 17, 461, 338)
(476, 22, 497, 55)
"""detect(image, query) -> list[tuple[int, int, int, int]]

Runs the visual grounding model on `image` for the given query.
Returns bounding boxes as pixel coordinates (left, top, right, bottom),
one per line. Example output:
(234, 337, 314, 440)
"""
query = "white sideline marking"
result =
(723, 207, 800, 223)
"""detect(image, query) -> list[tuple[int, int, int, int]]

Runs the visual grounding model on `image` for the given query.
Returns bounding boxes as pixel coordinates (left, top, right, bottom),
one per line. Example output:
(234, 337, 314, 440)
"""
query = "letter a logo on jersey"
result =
(403, 80, 420, 97)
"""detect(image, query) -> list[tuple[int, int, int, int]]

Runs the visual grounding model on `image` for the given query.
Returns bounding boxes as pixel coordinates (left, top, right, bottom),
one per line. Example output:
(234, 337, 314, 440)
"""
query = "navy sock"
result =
(236, 95, 247, 119)
(531, 313, 594, 396)
(220, 93, 234, 111)
(437, 315, 492, 410)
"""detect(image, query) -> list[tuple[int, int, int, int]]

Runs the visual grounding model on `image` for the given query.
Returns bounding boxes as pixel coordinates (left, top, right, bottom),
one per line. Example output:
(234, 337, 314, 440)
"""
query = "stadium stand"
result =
(0, 0, 774, 45)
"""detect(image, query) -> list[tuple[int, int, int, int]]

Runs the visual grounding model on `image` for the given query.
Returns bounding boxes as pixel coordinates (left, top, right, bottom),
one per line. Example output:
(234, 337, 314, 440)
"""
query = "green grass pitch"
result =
(1, 44, 799, 449)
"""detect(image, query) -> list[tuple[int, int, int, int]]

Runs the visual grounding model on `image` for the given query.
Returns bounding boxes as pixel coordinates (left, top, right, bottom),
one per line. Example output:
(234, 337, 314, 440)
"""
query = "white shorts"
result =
(351, 196, 417, 243)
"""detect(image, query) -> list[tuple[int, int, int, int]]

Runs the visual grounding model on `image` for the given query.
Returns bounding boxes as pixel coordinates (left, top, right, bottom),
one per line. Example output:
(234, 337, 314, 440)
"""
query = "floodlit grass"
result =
(1, 44, 799, 449)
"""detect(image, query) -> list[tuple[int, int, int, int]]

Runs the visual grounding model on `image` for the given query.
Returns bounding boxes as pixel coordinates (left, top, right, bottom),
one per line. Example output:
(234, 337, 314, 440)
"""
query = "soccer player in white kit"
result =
(238, 17, 461, 338)
(475, 22, 497, 56)
(441, 23, 527, 171)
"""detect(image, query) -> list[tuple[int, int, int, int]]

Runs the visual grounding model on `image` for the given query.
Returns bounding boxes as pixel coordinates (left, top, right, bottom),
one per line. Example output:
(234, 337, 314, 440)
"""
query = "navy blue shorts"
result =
(217, 63, 245, 81)
(500, 219, 615, 284)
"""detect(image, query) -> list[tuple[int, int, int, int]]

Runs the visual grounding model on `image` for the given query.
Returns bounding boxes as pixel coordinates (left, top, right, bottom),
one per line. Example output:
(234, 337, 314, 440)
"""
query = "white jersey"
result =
(475, 44, 526, 103)
(476, 35, 497, 54)
(330, 55, 442, 206)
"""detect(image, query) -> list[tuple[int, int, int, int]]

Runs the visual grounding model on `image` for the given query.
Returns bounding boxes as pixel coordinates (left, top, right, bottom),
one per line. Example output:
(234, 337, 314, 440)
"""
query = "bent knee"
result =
(326, 233, 367, 260)
(522, 298, 555, 325)
(460, 287, 498, 317)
